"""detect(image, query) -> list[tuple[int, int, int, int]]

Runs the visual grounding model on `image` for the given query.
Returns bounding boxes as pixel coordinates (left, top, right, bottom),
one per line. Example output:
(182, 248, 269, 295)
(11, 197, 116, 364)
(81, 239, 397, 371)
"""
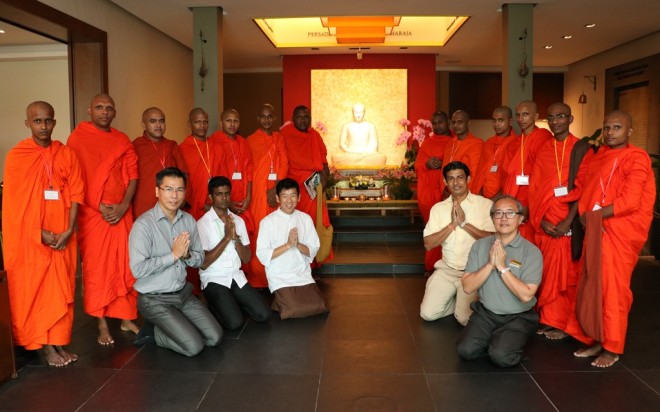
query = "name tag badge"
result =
(554, 186, 568, 197)
(489, 164, 498, 173)
(593, 203, 602, 211)
(232, 172, 242, 180)
(268, 173, 277, 181)
(44, 189, 59, 200)
(222, 260, 233, 268)
(516, 174, 529, 186)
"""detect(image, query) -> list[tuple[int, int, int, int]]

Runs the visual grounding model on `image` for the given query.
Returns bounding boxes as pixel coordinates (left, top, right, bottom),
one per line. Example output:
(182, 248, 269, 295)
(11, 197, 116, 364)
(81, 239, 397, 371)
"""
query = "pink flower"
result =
(399, 118, 411, 126)
(396, 131, 411, 145)
(314, 121, 327, 134)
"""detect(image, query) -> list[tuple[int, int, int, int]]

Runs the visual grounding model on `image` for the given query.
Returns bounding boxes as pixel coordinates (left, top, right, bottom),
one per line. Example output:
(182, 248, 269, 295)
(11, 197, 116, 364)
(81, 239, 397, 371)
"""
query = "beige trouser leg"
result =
(419, 260, 477, 325)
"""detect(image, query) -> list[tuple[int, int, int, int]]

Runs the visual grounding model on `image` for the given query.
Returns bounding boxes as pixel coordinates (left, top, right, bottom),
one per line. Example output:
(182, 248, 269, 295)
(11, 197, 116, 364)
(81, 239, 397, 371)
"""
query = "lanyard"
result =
(39, 147, 53, 188)
(267, 142, 276, 172)
(193, 138, 211, 178)
(553, 138, 568, 186)
(149, 138, 166, 169)
(599, 158, 619, 204)
(519, 134, 526, 175)
(449, 137, 460, 162)
(228, 138, 239, 172)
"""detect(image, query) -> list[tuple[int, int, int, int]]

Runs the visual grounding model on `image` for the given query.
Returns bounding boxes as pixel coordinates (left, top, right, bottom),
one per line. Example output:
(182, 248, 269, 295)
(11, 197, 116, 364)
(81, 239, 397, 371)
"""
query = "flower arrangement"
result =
(314, 121, 328, 135)
(349, 175, 376, 190)
(396, 118, 432, 168)
(377, 164, 416, 200)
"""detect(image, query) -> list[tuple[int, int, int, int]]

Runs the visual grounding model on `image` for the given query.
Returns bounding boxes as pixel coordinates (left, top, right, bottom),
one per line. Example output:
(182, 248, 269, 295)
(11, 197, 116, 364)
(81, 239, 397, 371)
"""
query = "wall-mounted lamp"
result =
(578, 75, 597, 104)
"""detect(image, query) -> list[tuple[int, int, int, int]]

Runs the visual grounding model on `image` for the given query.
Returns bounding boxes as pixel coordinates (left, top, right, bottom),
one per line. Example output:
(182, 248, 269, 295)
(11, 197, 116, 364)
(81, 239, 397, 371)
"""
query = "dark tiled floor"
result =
(2, 259, 660, 411)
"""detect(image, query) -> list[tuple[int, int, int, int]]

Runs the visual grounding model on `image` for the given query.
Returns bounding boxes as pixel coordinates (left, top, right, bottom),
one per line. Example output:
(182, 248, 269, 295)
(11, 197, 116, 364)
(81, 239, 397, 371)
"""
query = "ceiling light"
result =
(0, 29, 5, 34)
(562, 35, 572, 39)
(585, 23, 596, 28)
(544, 45, 552, 49)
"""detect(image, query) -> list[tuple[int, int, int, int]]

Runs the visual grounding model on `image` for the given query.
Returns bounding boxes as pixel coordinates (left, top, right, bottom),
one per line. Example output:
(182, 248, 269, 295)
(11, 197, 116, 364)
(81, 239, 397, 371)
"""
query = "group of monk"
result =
(416, 100, 655, 368)
(3, 95, 331, 366)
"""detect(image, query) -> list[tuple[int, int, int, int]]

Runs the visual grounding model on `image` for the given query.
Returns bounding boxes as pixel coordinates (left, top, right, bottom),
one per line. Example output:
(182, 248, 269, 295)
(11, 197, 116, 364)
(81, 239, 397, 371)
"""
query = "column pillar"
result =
(502, 3, 534, 130)
(192, 7, 223, 131)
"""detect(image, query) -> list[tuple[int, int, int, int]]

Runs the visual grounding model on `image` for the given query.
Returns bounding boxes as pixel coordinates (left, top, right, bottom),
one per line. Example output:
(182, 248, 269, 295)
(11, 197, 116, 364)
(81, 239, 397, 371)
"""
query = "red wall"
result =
(282, 54, 436, 124)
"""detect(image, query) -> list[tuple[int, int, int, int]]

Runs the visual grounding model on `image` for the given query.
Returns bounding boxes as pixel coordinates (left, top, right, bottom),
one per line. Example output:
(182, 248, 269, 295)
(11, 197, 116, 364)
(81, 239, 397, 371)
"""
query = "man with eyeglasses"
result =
(420, 161, 495, 326)
(129, 167, 222, 356)
(457, 195, 543, 367)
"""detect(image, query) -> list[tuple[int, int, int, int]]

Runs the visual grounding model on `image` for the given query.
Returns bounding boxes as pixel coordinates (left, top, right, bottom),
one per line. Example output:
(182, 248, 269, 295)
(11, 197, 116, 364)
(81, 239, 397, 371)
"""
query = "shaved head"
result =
(547, 102, 572, 116)
(26, 100, 54, 118)
(605, 110, 633, 127)
(142, 107, 164, 122)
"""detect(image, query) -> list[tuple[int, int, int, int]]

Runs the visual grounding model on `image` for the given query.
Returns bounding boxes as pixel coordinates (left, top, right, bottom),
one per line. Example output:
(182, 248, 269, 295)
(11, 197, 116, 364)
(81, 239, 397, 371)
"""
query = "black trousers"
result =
(203, 280, 271, 330)
(456, 301, 539, 367)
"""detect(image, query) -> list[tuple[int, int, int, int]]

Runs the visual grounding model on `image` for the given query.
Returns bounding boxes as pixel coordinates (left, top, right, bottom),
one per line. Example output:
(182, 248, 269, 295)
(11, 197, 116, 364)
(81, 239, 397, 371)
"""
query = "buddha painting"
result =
(330, 103, 387, 168)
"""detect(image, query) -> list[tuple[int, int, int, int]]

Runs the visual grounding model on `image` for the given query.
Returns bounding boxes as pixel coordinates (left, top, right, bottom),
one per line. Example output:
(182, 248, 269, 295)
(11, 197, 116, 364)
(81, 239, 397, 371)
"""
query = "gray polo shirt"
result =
(129, 203, 204, 294)
(464, 233, 542, 315)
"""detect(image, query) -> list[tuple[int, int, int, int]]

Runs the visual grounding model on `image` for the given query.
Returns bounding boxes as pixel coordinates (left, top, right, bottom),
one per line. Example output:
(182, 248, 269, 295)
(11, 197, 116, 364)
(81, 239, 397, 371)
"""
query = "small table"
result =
(327, 199, 419, 223)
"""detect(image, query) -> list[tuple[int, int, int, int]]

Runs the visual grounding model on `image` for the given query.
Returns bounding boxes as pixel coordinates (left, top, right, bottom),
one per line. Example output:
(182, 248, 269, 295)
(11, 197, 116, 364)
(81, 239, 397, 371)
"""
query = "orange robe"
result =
(67, 122, 138, 319)
(132, 133, 188, 218)
(178, 135, 226, 220)
(246, 129, 289, 287)
(280, 123, 333, 263)
(564, 144, 655, 354)
(3, 139, 83, 349)
(529, 134, 580, 331)
(501, 126, 553, 243)
(440, 133, 484, 194)
(415, 134, 451, 271)
(471, 128, 516, 198)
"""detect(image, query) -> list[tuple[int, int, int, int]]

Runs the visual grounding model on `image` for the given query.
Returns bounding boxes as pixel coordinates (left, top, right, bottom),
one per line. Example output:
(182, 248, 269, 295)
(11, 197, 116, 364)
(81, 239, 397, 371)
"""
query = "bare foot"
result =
(120, 319, 140, 334)
(544, 329, 568, 340)
(574, 343, 603, 358)
(97, 317, 115, 345)
(591, 350, 620, 368)
(55, 346, 78, 364)
(537, 324, 553, 335)
(42, 345, 68, 367)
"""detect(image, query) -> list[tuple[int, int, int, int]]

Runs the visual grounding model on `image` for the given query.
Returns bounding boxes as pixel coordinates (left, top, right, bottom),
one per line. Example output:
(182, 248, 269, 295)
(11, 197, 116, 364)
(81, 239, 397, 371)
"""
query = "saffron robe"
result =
(68, 122, 138, 319)
(3, 139, 84, 349)
(528, 134, 581, 331)
(280, 123, 333, 263)
(440, 133, 484, 194)
(415, 133, 451, 271)
(471, 128, 516, 198)
(179, 135, 226, 220)
(132, 133, 188, 218)
(246, 129, 289, 287)
(501, 126, 553, 243)
(564, 144, 655, 354)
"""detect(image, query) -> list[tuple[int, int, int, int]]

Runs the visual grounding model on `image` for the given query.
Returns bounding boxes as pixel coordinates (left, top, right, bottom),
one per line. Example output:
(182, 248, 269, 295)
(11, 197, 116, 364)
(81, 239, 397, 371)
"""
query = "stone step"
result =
(314, 262, 424, 276)
(330, 215, 424, 229)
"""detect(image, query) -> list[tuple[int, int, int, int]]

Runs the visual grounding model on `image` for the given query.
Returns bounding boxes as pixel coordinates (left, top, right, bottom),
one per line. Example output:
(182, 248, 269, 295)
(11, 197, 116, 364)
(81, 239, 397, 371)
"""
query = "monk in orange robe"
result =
(528, 103, 582, 340)
(67, 94, 139, 345)
(415, 111, 452, 272)
(246, 104, 289, 287)
(501, 100, 552, 243)
(566, 110, 655, 368)
(472, 106, 516, 198)
(132, 107, 187, 218)
(179, 108, 227, 294)
(441, 110, 483, 195)
(280, 105, 333, 264)
(4, 101, 83, 366)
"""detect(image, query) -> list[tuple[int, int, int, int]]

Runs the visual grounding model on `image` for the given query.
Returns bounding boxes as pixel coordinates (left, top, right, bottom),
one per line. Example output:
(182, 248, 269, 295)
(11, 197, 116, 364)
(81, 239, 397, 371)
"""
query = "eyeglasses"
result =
(492, 210, 521, 219)
(547, 114, 571, 121)
(158, 186, 185, 194)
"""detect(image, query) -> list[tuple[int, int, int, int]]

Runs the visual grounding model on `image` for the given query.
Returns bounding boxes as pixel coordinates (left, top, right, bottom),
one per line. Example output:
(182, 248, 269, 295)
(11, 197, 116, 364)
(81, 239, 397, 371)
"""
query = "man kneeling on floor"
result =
(129, 167, 222, 356)
(457, 195, 543, 367)
(197, 176, 271, 329)
(420, 161, 495, 325)
(256, 178, 328, 319)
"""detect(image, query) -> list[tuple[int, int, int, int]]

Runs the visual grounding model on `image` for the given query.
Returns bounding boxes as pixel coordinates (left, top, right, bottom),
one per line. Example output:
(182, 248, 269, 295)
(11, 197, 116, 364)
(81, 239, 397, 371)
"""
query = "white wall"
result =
(39, 0, 194, 141)
(0, 57, 71, 180)
(565, 31, 660, 138)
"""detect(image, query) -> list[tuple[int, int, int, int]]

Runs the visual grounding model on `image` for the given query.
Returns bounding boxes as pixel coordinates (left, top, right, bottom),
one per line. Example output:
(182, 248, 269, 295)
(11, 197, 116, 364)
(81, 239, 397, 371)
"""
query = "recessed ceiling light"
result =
(562, 35, 572, 39)
(0, 29, 5, 34)
(585, 23, 596, 28)
(544, 45, 553, 49)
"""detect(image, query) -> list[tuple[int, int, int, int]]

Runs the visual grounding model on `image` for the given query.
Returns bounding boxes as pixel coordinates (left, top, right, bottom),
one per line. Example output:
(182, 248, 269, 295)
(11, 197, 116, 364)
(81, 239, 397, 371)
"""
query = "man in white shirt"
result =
(420, 161, 495, 325)
(197, 176, 271, 329)
(256, 178, 327, 319)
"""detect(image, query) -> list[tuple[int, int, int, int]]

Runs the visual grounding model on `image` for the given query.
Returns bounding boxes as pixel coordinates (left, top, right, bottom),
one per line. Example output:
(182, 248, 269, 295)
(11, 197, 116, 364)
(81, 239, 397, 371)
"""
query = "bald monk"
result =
(566, 110, 655, 368)
(246, 104, 289, 288)
(501, 100, 553, 243)
(528, 103, 581, 340)
(415, 111, 452, 273)
(3, 101, 83, 366)
(472, 106, 516, 198)
(68, 94, 140, 345)
(441, 110, 483, 195)
(280, 105, 333, 264)
(132, 107, 187, 218)
(179, 108, 226, 220)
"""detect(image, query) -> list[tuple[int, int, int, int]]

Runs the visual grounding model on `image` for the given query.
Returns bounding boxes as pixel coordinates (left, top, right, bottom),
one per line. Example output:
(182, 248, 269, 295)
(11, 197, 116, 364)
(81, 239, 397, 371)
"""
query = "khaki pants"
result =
(419, 260, 477, 325)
